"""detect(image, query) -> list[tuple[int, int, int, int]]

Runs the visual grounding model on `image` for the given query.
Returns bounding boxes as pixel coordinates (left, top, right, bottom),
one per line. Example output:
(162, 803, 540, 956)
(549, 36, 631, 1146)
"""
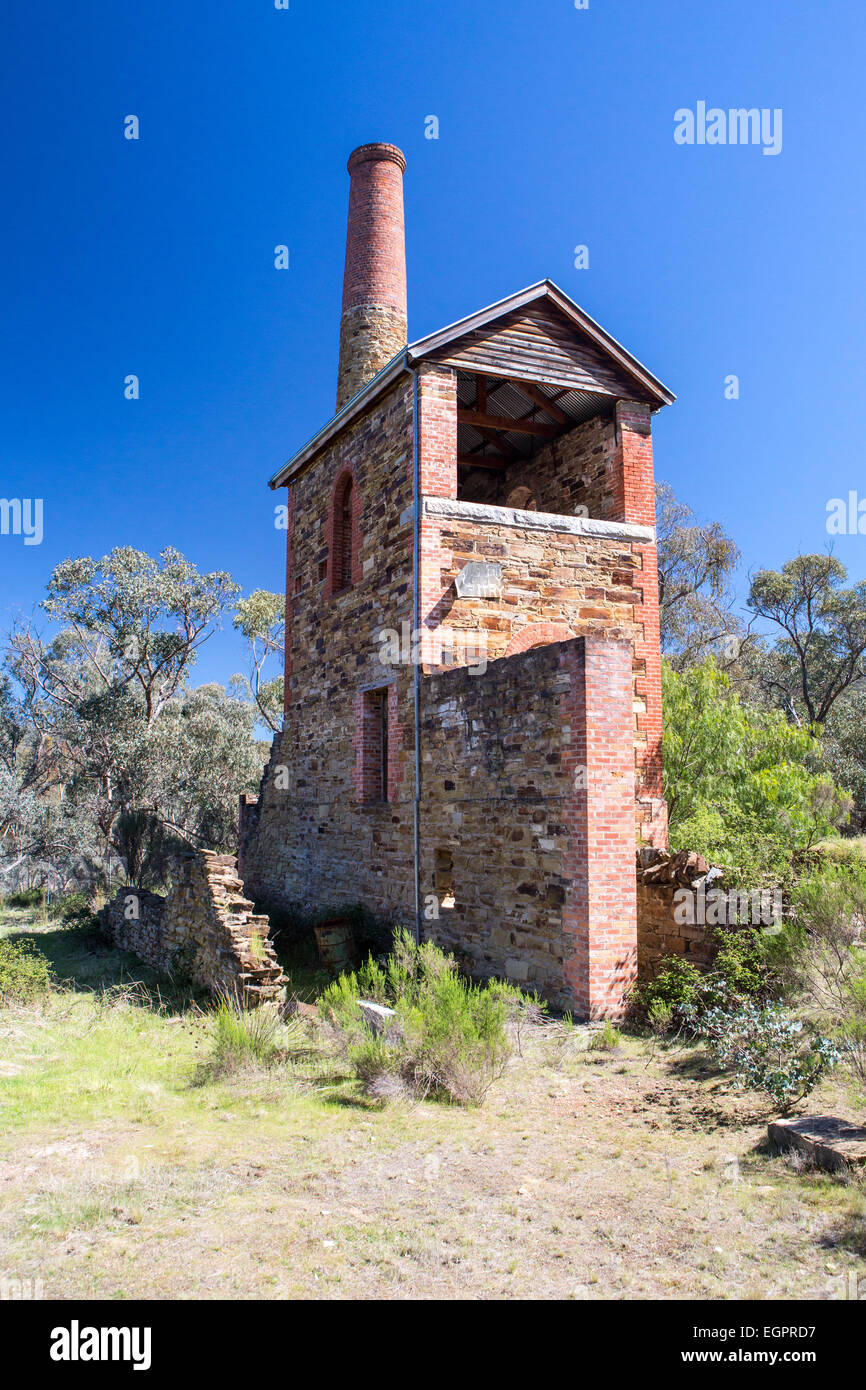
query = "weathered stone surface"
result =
(768, 1116, 866, 1172)
(100, 850, 287, 1008)
(358, 1000, 397, 1035)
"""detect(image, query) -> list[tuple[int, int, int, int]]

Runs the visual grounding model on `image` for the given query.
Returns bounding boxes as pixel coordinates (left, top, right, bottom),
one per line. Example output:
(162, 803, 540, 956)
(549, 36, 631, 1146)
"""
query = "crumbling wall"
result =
(636, 848, 782, 976)
(100, 850, 286, 1006)
(102, 888, 168, 974)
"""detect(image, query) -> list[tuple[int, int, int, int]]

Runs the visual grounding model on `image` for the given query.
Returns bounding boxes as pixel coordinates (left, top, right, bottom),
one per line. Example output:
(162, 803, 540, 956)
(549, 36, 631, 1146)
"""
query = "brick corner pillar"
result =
(560, 635, 638, 1020)
(282, 482, 295, 717)
(416, 363, 457, 666)
(612, 399, 668, 849)
(337, 143, 408, 411)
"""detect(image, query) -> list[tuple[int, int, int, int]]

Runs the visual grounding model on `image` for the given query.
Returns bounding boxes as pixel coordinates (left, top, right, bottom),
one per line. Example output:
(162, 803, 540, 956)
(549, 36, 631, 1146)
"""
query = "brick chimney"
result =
(336, 143, 407, 411)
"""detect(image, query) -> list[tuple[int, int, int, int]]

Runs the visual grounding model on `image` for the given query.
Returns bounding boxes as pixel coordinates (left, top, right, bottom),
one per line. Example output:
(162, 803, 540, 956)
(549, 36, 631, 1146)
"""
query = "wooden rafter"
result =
(457, 409, 558, 437)
(509, 379, 569, 425)
(457, 453, 509, 471)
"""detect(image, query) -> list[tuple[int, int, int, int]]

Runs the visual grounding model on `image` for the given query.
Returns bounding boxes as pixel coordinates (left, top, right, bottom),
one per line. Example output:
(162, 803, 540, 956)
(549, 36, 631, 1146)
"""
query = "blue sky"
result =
(2, 0, 865, 686)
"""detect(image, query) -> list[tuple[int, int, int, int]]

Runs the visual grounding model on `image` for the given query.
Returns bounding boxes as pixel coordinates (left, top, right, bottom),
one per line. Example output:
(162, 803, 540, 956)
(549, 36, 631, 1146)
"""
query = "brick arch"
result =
(503, 622, 576, 658)
(326, 465, 362, 597)
(505, 484, 538, 511)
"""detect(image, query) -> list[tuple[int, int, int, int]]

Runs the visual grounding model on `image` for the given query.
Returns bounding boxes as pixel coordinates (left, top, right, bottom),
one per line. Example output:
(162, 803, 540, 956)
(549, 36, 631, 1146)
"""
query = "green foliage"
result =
(589, 1020, 621, 1052)
(232, 590, 285, 733)
(0, 937, 53, 1004)
(630, 929, 777, 1034)
(46, 892, 92, 922)
(663, 658, 849, 883)
(4, 887, 43, 909)
(821, 688, 866, 830)
(712, 926, 775, 1003)
(775, 863, 866, 1102)
(688, 1000, 839, 1112)
(319, 931, 518, 1106)
(629, 954, 706, 1028)
(2, 548, 262, 888)
(208, 996, 283, 1077)
(748, 554, 866, 726)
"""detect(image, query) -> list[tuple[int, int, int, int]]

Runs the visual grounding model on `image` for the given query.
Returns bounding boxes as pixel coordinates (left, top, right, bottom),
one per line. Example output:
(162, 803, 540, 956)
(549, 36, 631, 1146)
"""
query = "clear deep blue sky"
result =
(2, 1, 865, 685)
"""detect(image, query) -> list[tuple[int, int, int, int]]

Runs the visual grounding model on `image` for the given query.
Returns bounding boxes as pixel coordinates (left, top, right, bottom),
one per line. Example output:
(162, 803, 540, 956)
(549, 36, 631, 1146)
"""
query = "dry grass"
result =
(1, 909, 864, 1300)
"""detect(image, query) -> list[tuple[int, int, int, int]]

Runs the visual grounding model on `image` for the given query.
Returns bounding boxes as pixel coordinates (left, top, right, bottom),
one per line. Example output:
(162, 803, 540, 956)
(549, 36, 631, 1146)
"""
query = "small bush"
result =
(590, 1021, 622, 1052)
(208, 995, 283, 1077)
(630, 928, 778, 1035)
(0, 938, 53, 1005)
(629, 955, 705, 1030)
(319, 930, 518, 1106)
(688, 1000, 839, 1112)
(774, 864, 866, 1102)
(4, 888, 43, 909)
(48, 893, 94, 924)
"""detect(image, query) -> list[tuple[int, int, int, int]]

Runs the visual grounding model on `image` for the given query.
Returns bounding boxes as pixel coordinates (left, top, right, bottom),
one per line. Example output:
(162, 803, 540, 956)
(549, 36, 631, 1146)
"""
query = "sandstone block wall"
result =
(420, 636, 638, 1017)
(100, 850, 286, 1006)
(635, 848, 782, 976)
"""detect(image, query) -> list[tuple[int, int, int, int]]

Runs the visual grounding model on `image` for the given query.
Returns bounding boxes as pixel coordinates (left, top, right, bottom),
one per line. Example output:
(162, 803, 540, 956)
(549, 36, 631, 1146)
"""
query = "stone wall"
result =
(100, 850, 286, 1007)
(420, 636, 638, 1017)
(418, 496, 661, 845)
(243, 373, 418, 922)
(636, 848, 782, 976)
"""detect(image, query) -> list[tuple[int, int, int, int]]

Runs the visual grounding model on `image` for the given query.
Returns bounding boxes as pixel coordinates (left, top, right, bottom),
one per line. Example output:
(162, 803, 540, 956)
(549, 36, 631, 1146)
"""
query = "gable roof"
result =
(409, 280, 675, 406)
(269, 279, 674, 488)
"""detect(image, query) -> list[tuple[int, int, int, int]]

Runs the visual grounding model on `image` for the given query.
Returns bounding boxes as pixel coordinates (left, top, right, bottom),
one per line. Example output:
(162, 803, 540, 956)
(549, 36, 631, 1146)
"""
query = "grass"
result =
(1, 906, 865, 1299)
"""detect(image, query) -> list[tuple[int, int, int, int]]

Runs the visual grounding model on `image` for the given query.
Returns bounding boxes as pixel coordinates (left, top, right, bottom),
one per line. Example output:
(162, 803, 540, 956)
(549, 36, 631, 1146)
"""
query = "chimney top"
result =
(347, 142, 407, 175)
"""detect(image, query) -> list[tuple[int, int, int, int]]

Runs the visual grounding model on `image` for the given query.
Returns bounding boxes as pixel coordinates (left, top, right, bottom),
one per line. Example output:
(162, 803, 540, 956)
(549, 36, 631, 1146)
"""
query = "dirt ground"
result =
(1, 909, 864, 1301)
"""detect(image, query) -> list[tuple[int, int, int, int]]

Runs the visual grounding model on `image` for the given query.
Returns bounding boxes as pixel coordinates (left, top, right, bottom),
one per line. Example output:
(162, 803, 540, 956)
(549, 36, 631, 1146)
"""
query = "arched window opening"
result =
(338, 477, 354, 591)
(506, 484, 538, 511)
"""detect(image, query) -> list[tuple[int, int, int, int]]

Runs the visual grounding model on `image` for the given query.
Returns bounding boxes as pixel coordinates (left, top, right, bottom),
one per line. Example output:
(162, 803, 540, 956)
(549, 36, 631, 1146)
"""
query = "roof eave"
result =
(268, 349, 411, 489)
(268, 280, 675, 488)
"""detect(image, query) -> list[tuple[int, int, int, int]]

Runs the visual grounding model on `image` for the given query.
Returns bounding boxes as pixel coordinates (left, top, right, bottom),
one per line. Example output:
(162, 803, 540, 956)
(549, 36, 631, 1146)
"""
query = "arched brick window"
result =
(339, 478, 353, 590)
(503, 622, 576, 658)
(327, 468, 359, 597)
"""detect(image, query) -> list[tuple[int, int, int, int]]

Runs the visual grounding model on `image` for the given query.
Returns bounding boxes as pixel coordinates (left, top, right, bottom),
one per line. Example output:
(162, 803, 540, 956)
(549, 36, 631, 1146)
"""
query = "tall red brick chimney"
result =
(336, 143, 407, 411)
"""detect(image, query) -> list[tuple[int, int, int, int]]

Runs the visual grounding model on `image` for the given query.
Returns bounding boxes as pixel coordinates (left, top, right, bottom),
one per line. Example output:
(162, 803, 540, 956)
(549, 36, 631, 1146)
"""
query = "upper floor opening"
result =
(453, 369, 617, 519)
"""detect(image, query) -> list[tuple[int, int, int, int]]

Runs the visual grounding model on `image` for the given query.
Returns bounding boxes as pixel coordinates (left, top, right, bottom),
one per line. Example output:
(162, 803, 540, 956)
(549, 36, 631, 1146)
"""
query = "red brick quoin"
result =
(559, 636, 638, 1020)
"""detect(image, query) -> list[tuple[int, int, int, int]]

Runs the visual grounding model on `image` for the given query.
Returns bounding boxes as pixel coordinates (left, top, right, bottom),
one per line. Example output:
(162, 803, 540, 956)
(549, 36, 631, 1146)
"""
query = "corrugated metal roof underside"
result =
(456, 371, 614, 470)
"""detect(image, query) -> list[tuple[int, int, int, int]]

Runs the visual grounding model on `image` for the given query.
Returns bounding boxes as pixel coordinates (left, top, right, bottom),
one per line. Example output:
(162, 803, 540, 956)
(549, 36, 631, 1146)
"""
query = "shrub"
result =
(47, 893, 96, 925)
(663, 659, 850, 885)
(630, 928, 778, 1035)
(774, 864, 866, 1102)
(208, 995, 283, 1077)
(687, 1000, 839, 1112)
(4, 888, 43, 909)
(319, 930, 517, 1106)
(629, 955, 705, 1029)
(711, 926, 779, 1004)
(0, 938, 53, 1005)
(590, 1020, 622, 1052)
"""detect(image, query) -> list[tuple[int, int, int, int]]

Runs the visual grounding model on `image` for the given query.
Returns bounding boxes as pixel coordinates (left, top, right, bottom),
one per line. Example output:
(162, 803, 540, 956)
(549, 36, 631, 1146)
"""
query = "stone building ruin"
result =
(240, 142, 676, 1019)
